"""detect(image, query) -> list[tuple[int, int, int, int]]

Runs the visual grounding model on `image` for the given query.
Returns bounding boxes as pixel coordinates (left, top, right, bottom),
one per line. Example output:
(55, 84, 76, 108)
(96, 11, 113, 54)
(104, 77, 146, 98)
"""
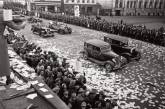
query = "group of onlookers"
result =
(6, 31, 118, 109)
(38, 12, 165, 46)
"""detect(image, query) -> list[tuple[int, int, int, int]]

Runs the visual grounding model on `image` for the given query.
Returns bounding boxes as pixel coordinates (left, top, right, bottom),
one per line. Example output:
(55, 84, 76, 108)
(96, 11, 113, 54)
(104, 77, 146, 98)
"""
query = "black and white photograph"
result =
(0, 0, 165, 109)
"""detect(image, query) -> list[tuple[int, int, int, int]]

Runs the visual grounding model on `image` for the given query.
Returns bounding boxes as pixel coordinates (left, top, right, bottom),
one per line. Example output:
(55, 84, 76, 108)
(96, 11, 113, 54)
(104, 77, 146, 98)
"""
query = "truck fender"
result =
(105, 61, 115, 72)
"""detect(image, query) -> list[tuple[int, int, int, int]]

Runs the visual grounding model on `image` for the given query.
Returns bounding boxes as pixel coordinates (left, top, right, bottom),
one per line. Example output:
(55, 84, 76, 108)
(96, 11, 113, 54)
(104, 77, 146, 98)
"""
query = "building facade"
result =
(95, 0, 114, 16)
(124, 0, 165, 16)
(30, 0, 100, 15)
(63, 0, 101, 15)
(97, 0, 165, 16)
(31, 0, 61, 13)
(4, 0, 26, 5)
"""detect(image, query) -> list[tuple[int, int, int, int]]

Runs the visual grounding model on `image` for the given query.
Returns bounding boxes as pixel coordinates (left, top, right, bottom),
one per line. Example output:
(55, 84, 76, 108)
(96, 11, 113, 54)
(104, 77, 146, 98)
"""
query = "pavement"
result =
(5, 17, 165, 109)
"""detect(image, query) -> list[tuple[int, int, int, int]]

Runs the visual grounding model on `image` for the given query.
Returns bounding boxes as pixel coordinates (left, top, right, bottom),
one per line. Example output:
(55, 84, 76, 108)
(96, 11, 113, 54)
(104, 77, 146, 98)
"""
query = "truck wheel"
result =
(122, 53, 130, 63)
(39, 33, 43, 37)
(121, 56, 128, 64)
(68, 29, 72, 34)
(59, 30, 64, 34)
(105, 63, 112, 72)
(69, 31, 72, 34)
(135, 52, 141, 61)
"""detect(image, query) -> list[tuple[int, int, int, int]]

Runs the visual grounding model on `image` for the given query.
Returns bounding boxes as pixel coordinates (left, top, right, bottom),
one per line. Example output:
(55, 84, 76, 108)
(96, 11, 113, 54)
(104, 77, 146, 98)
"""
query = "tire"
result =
(105, 63, 112, 72)
(39, 32, 43, 37)
(69, 31, 72, 34)
(68, 29, 72, 34)
(122, 57, 128, 64)
(135, 53, 141, 61)
(59, 29, 64, 34)
(122, 53, 131, 63)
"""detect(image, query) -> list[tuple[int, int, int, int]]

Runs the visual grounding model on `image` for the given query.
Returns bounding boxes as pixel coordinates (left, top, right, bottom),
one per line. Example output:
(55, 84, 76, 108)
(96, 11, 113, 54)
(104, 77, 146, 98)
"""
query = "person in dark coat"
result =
(0, 7, 26, 85)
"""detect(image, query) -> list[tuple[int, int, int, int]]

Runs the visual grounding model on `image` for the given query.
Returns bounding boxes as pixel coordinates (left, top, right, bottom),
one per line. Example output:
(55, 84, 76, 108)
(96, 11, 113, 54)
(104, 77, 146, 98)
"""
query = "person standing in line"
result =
(0, 1, 26, 85)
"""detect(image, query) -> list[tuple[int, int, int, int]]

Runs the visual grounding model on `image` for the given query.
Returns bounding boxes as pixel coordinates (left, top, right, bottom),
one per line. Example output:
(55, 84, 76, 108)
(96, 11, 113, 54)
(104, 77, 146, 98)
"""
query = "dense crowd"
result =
(37, 12, 165, 46)
(3, 2, 165, 46)
(6, 31, 118, 109)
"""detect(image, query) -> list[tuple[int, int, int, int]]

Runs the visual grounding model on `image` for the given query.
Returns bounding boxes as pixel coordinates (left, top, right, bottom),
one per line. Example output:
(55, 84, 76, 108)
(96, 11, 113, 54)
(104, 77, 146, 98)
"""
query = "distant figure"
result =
(120, 19, 123, 24)
(96, 15, 101, 20)
(0, 6, 26, 85)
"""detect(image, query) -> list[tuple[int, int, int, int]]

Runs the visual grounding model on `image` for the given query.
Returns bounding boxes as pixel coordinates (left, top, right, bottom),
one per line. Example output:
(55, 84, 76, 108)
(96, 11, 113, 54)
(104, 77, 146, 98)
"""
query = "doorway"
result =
(115, 10, 121, 16)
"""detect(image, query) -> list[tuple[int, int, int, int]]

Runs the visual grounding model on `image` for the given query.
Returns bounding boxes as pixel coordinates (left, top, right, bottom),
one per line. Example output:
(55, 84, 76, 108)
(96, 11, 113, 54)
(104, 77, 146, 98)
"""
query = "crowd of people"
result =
(6, 31, 118, 109)
(37, 12, 165, 46)
(3, 2, 165, 47)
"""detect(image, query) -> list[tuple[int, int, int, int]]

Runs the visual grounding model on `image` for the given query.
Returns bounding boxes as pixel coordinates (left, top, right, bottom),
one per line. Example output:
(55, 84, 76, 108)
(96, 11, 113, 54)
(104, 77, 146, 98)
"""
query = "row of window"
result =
(114, 0, 165, 9)
(126, 1, 165, 9)
(65, 0, 95, 3)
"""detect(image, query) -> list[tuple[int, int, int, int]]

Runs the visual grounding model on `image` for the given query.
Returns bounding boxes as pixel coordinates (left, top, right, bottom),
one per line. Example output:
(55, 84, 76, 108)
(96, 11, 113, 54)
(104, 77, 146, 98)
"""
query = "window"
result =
(154, 2, 157, 8)
(127, 1, 129, 8)
(87, 0, 90, 3)
(159, 2, 162, 9)
(134, 1, 136, 8)
(92, 0, 95, 3)
(119, 2, 122, 8)
(144, 2, 147, 8)
(87, 44, 93, 50)
(72, 0, 74, 2)
(149, 2, 153, 8)
(130, 1, 133, 8)
(82, 0, 85, 3)
(115, 0, 119, 8)
(93, 46, 100, 52)
(77, 0, 80, 3)
(139, 1, 142, 8)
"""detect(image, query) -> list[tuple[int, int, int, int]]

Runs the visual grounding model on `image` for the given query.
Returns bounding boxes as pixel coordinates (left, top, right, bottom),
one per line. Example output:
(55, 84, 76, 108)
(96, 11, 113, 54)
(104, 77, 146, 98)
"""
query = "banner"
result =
(74, 5, 80, 17)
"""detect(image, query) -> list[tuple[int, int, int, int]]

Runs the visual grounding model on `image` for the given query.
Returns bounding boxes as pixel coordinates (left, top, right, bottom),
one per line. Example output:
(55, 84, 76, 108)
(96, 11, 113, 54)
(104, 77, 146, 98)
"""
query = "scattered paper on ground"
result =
(26, 93, 38, 99)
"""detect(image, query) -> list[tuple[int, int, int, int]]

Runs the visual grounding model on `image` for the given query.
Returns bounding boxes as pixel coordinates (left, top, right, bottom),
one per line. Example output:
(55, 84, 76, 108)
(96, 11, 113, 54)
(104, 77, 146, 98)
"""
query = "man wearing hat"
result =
(0, 1, 26, 85)
(86, 89, 98, 108)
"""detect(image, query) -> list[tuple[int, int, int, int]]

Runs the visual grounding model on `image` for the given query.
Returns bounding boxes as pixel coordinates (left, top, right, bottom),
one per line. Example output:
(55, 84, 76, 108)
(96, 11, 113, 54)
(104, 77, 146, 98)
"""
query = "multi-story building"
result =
(96, 0, 125, 16)
(124, 0, 165, 16)
(4, 0, 26, 5)
(30, 0, 100, 15)
(97, 0, 165, 16)
(31, 0, 61, 12)
(27, 0, 165, 16)
(63, 0, 101, 15)
(95, 0, 114, 16)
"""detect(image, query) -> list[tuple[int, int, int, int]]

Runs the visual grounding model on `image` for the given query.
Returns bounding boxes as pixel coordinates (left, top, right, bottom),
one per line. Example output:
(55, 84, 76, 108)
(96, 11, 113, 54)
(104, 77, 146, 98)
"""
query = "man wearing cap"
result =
(0, 1, 26, 85)
(86, 89, 98, 108)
